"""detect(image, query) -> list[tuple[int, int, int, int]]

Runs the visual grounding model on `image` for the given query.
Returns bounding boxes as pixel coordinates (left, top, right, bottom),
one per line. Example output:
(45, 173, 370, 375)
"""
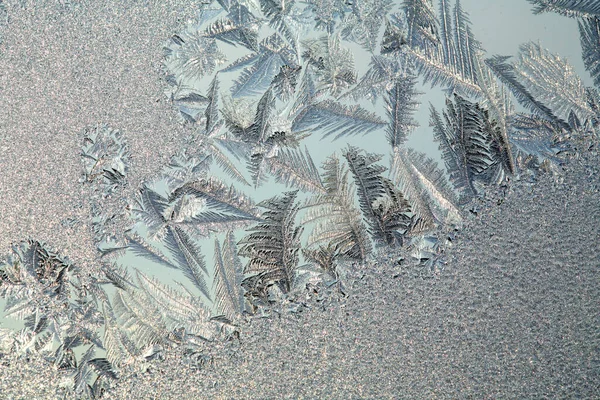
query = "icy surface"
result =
(0, 0, 599, 398)
(2, 152, 598, 398)
(107, 152, 600, 398)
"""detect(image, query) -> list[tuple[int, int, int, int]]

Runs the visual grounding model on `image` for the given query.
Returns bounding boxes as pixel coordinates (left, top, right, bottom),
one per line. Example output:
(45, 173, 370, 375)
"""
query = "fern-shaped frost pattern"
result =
(238, 191, 302, 292)
(302, 155, 372, 261)
(212, 232, 246, 322)
(344, 146, 411, 247)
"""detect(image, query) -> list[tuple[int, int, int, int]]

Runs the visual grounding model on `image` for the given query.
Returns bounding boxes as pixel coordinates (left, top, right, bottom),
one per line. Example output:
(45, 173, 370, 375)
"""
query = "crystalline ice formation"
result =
(1, 0, 599, 398)
(80, 124, 130, 195)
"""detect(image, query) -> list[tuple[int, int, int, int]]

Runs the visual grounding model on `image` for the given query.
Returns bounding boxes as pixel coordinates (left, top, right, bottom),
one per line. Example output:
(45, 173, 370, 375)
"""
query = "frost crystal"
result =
(2, 0, 599, 398)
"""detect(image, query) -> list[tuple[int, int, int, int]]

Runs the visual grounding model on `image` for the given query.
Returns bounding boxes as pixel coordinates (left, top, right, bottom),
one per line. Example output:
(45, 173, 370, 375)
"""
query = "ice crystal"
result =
(2, 0, 599, 398)
(80, 124, 130, 194)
